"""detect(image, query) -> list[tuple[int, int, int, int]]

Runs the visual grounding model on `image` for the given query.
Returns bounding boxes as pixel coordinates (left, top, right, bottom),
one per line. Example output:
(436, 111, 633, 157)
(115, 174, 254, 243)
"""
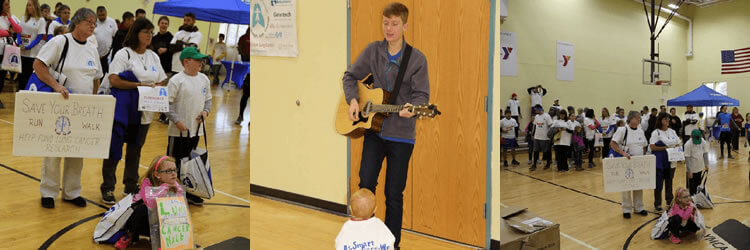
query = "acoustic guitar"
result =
(335, 74, 441, 138)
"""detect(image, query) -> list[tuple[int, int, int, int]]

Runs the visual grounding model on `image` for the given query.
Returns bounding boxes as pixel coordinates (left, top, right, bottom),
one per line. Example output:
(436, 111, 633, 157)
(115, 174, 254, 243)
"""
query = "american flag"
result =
(721, 47, 750, 74)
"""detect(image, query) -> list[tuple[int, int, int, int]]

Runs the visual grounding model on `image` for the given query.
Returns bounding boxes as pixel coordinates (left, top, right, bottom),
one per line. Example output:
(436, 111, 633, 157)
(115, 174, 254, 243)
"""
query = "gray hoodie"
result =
(343, 40, 430, 140)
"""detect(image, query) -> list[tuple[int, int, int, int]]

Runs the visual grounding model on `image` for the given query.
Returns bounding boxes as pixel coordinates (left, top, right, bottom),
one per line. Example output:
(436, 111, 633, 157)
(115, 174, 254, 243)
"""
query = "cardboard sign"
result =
(13, 91, 115, 158)
(137, 86, 169, 112)
(156, 196, 194, 249)
(602, 155, 656, 193)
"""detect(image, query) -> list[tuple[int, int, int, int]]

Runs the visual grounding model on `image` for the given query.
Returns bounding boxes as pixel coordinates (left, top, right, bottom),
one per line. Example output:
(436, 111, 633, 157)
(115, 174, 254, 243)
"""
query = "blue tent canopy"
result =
(153, 0, 250, 25)
(666, 85, 739, 107)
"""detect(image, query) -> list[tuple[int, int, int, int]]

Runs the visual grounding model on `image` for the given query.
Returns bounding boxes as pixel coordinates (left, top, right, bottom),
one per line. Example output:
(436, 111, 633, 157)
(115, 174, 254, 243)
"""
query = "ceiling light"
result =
(667, 3, 679, 9)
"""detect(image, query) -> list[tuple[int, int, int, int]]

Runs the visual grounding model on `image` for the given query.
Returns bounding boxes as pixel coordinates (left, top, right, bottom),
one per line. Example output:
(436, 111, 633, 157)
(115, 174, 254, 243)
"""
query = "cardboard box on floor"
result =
(500, 205, 560, 250)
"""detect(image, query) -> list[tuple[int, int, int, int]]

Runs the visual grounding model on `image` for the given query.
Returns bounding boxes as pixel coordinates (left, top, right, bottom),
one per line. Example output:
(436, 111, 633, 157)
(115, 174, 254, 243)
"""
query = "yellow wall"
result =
(687, 0, 750, 113)
(249, 1, 348, 203)
(17, 0, 219, 53)
(500, 0, 690, 128)
(492, 0, 501, 243)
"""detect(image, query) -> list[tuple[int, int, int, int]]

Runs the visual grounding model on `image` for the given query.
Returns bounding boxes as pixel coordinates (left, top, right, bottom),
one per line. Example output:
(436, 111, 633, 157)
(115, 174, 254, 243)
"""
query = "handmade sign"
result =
(156, 196, 194, 250)
(13, 91, 115, 158)
(137, 86, 169, 112)
(602, 155, 656, 193)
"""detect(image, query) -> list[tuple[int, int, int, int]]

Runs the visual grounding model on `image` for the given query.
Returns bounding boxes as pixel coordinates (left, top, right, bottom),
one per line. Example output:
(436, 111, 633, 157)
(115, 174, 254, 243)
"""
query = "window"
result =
(217, 24, 248, 46)
(702, 81, 727, 118)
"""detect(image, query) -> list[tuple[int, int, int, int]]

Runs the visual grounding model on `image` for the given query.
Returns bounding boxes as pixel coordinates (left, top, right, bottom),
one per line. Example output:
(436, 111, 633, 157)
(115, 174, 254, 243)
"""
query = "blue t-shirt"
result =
(718, 112, 732, 132)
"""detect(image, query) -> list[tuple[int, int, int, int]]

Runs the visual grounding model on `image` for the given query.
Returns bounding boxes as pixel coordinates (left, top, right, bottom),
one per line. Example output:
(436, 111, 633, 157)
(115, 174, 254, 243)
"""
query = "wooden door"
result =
(349, 0, 488, 246)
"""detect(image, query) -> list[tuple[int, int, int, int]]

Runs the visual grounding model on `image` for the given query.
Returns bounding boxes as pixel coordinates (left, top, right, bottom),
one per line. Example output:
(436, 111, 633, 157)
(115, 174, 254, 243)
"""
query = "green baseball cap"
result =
(180, 47, 209, 61)
(691, 129, 702, 144)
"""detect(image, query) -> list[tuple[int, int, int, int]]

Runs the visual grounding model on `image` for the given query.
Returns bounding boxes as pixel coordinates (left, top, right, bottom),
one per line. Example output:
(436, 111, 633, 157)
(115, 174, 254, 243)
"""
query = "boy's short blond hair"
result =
(383, 2, 408, 24)
(350, 188, 376, 219)
(53, 26, 67, 36)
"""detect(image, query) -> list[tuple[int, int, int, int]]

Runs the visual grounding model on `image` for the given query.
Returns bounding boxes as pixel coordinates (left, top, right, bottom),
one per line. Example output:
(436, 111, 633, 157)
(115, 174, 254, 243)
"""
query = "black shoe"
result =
(63, 197, 87, 207)
(187, 195, 204, 206)
(511, 160, 520, 165)
(655, 206, 662, 211)
(637, 210, 648, 216)
(728, 155, 735, 159)
(543, 163, 551, 170)
(41, 197, 55, 208)
(101, 191, 115, 205)
(588, 162, 596, 168)
(0, 100, 4, 109)
(529, 166, 537, 171)
(235, 117, 243, 125)
(123, 186, 139, 196)
(623, 213, 631, 219)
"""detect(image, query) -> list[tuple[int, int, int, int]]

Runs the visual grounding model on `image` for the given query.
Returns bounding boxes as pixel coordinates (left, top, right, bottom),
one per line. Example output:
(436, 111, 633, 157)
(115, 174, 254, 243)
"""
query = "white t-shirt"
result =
(212, 42, 226, 65)
(47, 19, 69, 36)
(684, 139, 708, 174)
(612, 126, 648, 156)
(507, 99, 520, 116)
(600, 116, 615, 138)
(683, 112, 700, 136)
(640, 113, 650, 132)
(697, 118, 705, 131)
(649, 128, 681, 147)
(0, 15, 20, 45)
(36, 33, 103, 94)
(533, 113, 553, 140)
(335, 218, 395, 250)
(501, 118, 518, 139)
(168, 71, 212, 137)
(552, 120, 572, 146)
(94, 17, 118, 57)
(170, 30, 202, 73)
(530, 92, 543, 107)
(584, 117, 597, 140)
(103, 47, 168, 124)
(20, 16, 46, 58)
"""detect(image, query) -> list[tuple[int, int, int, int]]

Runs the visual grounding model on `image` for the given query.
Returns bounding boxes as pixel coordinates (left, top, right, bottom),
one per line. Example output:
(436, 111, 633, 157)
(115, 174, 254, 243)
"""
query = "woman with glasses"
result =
(97, 18, 167, 205)
(34, 7, 103, 209)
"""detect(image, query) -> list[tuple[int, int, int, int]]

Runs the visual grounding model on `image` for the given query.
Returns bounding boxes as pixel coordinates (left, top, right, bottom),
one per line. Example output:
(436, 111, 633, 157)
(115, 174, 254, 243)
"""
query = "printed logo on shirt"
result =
(152, 65, 157, 72)
(88, 60, 94, 67)
(202, 87, 207, 94)
(342, 241, 389, 250)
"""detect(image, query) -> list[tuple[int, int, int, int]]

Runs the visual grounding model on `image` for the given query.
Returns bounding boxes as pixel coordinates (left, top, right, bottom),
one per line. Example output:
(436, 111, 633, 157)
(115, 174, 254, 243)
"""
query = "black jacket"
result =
(111, 28, 128, 58)
(152, 31, 173, 74)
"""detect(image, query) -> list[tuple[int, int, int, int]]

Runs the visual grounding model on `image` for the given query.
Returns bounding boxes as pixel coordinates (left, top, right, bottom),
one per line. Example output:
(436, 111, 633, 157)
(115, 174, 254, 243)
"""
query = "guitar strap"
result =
(389, 43, 413, 105)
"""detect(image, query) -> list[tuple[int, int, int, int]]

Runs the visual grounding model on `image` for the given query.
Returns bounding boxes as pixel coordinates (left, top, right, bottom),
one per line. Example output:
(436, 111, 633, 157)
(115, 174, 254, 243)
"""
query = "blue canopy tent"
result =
(153, 0, 250, 53)
(153, 0, 250, 24)
(666, 85, 739, 107)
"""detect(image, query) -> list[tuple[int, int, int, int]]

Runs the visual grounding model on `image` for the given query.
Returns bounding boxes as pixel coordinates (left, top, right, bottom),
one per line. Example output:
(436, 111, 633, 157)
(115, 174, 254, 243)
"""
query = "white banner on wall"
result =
(556, 40, 574, 81)
(500, 31, 517, 76)
(250, 0, 298, 57)
(602, 155, 656, 193)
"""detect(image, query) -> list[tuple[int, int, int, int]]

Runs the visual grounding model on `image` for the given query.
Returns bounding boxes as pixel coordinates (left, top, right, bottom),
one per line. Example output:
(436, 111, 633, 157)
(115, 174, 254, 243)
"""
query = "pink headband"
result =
(155, 156, 170, 172)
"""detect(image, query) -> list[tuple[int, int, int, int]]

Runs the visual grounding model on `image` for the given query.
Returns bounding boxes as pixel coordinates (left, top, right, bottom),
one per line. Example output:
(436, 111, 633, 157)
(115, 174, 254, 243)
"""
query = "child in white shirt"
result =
(684, 129, 709, 195)
(166, 47, 212, 206)
(335, 189, 395, 250)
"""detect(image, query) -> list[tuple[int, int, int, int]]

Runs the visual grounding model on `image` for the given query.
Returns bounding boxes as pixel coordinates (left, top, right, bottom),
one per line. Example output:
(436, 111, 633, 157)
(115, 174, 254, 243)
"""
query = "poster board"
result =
(602, 155, 656, 193)
(13, 91, 115, 158)
(156, 196, 194, 249)
(137, 86, 169, 112)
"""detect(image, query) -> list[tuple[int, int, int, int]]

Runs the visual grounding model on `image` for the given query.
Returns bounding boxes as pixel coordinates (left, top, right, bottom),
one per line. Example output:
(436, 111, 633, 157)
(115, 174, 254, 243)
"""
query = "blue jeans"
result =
(359, 132, 414, 247)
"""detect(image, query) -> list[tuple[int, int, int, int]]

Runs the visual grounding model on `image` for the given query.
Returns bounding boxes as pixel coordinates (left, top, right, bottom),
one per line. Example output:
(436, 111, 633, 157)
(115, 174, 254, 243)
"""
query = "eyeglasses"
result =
(81, 19, 97, 27)
(157, 169, 177, 174)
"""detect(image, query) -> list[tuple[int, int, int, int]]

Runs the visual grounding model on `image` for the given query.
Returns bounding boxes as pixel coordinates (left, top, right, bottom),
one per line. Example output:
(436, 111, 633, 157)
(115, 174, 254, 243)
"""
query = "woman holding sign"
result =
(649, 113, 682, 212)
(33, 7, 103, 208)
(610, 111, 649, 219)
(98, 18, 167, 205)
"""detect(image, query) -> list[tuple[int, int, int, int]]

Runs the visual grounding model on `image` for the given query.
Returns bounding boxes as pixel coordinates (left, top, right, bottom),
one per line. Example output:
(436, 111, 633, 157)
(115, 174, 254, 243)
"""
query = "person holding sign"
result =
(166, 46, 212, 206)
(98, 18, 167, 205)
(609, 111, 649, 219)
(115, 155, 184, 249)
(649, 113, 682, 212)
(33, 7, 102, 209)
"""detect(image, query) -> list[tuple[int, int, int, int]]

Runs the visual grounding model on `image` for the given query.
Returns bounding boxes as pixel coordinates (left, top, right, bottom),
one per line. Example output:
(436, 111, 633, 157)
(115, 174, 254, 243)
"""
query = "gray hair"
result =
(69, 8, 96, 32)
(626, 111, 641, 124)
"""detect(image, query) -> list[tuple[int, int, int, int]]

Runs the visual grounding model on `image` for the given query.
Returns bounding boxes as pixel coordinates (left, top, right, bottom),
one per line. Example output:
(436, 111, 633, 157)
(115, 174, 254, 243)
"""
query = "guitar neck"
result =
(371, 104, 406, 114)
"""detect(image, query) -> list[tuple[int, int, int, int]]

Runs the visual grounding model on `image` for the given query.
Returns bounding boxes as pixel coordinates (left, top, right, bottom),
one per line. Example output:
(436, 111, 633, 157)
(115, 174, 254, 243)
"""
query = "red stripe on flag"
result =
(736, 54, 750, 58)
(723, 59, 750, 66)
(723, 61, 750, 67)
(722, 69, 750, 74)
(722, 66, 750, 71)
(735, 47, 750, 52)
(735, 51, 750, 56)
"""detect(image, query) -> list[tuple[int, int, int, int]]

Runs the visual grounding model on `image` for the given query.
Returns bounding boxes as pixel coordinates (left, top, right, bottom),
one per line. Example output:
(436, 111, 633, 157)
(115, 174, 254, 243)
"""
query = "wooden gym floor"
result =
(0, 80, 250, 249)
(501, 143, 750, 249)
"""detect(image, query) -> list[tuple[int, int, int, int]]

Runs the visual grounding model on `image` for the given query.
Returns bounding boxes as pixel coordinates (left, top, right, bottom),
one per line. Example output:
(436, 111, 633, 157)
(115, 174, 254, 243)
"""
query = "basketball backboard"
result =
(643, 59, 672, 86)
